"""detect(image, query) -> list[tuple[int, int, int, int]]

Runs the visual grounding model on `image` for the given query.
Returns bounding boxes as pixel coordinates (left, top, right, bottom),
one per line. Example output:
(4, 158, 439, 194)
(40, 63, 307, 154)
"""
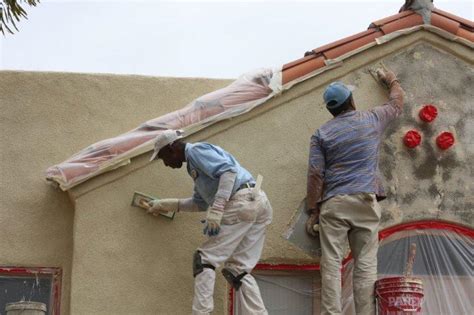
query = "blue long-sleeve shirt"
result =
(185, 142, 255, 210)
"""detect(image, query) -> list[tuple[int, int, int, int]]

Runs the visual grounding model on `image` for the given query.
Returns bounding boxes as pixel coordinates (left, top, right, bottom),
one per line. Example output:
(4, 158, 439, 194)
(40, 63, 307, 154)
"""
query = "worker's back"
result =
(316, 109, 385, 201)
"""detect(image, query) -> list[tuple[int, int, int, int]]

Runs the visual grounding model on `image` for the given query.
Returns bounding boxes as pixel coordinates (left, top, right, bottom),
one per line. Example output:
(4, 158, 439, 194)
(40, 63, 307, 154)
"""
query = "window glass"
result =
(233, 270, 320, 315)
(0, 268, 59, 315)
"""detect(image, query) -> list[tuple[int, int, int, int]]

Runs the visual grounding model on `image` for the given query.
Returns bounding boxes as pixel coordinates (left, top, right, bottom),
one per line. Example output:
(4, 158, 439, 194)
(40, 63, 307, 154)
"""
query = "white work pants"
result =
(319, 193, 381, 315)
(192, 188, 273, 315)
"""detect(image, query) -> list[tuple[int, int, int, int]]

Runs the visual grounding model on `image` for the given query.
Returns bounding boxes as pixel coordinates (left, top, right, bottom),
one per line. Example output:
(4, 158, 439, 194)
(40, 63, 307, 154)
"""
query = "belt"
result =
(237, 182, 255, 191)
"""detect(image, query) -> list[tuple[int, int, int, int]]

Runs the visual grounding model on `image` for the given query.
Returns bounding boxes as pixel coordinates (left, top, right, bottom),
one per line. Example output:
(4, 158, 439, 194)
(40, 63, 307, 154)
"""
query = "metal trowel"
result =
(282, 198, 321, 257)
(368, 62, 391, 89)
(131, 191, 176, 220)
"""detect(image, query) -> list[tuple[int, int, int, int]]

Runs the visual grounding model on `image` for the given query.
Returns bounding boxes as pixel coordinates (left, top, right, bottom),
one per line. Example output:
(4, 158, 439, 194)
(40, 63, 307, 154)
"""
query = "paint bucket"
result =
(375, 277, 424, 314)
(5, 301, 47, 315)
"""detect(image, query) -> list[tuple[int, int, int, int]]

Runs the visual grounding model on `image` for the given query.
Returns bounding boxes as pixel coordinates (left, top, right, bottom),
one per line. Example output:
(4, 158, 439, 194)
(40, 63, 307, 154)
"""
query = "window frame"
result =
(228, 263, 321, 315)
(0, 266, 62, 315)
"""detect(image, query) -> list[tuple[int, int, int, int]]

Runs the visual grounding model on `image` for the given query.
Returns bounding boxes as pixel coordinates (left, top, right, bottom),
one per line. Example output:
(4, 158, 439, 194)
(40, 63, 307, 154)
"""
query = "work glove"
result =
(376, 68, 399, 88)
(305, 210, 320, 238)
(203, 207, 224, 236)
(146, 198, 179, 216)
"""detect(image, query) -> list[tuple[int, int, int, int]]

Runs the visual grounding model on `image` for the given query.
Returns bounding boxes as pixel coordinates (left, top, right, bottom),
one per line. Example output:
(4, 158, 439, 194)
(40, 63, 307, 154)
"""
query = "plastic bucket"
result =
(376, 277, 424, 315)
(5, 301, 47, 315)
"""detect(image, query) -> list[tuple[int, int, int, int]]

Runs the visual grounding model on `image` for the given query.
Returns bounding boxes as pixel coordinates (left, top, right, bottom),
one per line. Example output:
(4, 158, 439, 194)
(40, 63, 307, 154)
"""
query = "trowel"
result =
(282, 198, 321, 257)
(131, 191, 175, 220)
(368, 62, 391, 89)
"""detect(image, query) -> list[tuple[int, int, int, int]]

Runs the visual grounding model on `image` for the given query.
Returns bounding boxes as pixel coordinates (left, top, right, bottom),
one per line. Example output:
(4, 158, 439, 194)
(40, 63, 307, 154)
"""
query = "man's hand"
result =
(376, 68, 399, 88)
(203, 208, 223, 236)
(305, 210, 320, 238)
(147, 198, 179, 216)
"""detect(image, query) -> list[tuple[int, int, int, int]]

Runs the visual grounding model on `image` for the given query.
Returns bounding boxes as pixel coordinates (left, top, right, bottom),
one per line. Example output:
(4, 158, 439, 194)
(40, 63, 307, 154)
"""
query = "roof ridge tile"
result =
(313, 29, 379, 54)
(432, 8, 474, 30)
(370, 10, 415, 27)
(282, 9, 472, 85)
(431, 13, 461, 35)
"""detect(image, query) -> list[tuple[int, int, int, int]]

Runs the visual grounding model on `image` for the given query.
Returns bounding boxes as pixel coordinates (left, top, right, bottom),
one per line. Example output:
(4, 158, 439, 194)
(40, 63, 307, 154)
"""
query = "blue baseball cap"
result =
(323, 82, 352, 110)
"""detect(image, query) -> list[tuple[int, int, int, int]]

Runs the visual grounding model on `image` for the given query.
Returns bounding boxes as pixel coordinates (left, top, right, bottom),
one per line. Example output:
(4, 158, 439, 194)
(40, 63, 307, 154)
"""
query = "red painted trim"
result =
(254, 263, 320, 271)
(379, 220, 474, 240)
(228, 287, 234, 315)
(0, 266, 62, 315)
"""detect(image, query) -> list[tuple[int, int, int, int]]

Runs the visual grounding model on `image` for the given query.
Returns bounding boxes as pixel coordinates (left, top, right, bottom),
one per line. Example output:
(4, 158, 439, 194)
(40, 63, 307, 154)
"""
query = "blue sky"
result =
(1, 0, 472, 78)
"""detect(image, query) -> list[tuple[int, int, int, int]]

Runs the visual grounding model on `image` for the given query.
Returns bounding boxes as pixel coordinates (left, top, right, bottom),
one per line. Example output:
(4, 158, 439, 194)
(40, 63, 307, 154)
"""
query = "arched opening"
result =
(231, 220, 473, 314)
(342, 220, 473, 314)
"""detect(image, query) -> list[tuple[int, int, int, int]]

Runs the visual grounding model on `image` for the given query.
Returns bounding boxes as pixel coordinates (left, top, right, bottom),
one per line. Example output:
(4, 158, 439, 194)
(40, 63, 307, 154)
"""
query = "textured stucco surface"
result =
(2, 30, 472, 315)
(378, 43, 474, 227)
(286, 42, 474, 255)
(68, 35, 472, 314)
(0, 71, 230, 314)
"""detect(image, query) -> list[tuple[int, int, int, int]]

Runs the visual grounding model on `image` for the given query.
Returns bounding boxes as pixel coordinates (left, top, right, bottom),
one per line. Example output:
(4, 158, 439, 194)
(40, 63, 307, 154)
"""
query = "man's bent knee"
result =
(193, 250, 215, 277)
(221, 268, 247, 291)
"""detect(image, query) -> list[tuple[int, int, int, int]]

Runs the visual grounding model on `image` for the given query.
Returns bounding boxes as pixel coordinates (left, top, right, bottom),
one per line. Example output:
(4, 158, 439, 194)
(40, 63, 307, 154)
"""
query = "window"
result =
(231, 264, 321, 315)
(0, 267, 61, 315)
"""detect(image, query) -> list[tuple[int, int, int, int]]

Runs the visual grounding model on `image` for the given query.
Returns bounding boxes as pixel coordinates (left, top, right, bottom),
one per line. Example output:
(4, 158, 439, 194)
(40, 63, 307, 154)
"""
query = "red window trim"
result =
(228, 220, 473, 315)
(0, 266, 62, 315)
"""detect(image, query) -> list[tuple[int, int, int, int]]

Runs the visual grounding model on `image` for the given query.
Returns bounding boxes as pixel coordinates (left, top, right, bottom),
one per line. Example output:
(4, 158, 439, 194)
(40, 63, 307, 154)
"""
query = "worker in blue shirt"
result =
(306, 69, 404, 314)
(147, 130, 272, 315)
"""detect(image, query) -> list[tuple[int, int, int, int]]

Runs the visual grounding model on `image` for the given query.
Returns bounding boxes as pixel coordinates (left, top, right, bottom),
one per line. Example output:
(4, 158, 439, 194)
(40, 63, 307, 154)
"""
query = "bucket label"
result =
(388, 296, 422, 308)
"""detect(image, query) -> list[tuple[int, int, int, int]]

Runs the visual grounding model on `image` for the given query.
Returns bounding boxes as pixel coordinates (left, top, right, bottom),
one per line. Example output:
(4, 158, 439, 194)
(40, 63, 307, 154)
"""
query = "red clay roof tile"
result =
(283, 54, 321, 71)
(322, 30, 384, 60)
(456, 28, 474, 42)
(370, 11, 415, 28)
(433, 8, 474, 30)
(313, 29, 380, 55)
(431, 14, 461, 35)
(281, 9, 472, 86)
(282, 56, 325, 85)
(380, 13, 424, 34)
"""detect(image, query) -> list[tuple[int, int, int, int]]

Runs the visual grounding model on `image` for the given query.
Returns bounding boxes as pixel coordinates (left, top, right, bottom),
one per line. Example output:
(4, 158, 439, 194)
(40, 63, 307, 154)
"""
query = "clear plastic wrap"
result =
(232, 223, 473, 314)
(45, 68, 281, 190)
(342, 226, 473, 314)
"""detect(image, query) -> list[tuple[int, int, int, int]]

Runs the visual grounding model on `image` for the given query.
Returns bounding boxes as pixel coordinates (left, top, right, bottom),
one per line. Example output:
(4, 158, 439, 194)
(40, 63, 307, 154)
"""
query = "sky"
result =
(1, 0, 472, 79)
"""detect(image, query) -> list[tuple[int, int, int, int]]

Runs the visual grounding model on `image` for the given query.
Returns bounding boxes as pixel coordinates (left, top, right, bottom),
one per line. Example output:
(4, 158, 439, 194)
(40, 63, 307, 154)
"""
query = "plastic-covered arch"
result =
(229, 220, 473, 315)
(342, 220, 473, 314)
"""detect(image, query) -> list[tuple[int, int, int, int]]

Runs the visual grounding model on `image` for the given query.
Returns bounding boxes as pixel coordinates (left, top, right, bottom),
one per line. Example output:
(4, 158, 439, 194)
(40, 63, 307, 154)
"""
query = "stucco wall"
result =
(2, 30, 471, 315)
(0, 70, 231, 314)
(66, 33, 472, 314)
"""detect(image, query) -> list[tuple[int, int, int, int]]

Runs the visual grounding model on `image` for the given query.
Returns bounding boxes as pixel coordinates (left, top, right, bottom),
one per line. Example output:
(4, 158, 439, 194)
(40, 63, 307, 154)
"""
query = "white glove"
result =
(147, 198, 179, 216)
(203, 208, 224, 236)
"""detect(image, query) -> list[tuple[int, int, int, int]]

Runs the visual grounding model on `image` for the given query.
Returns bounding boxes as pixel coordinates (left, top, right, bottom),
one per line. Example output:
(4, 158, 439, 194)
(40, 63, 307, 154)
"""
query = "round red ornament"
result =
(404, 130, 421, 148)
(419, 105, 438, 122)
(436, 132, 455, 150)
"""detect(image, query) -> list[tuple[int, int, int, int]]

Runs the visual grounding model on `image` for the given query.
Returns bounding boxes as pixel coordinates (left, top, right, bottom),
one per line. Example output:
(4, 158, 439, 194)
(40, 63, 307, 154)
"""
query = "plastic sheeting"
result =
(232, 225, 473, 315)
(45, 68, 282, 190)
(235, 271, 322, 315)
(342, 228, 473, 315)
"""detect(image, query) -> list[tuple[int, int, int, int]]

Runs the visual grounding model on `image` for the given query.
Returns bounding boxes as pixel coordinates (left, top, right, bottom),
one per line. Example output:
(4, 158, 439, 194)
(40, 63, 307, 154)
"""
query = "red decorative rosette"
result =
(403, 130, 422, 148)
(419, 105, 438, 123)
(436, 132, 455, 150)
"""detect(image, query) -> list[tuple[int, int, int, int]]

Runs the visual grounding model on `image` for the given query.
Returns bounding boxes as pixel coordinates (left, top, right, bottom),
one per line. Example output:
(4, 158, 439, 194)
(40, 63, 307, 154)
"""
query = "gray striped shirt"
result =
(307, 83, 404, 207)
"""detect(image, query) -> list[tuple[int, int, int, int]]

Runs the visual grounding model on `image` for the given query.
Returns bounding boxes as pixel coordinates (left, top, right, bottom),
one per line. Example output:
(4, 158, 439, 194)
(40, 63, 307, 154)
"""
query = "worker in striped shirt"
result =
(305, 69, 404, 315)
